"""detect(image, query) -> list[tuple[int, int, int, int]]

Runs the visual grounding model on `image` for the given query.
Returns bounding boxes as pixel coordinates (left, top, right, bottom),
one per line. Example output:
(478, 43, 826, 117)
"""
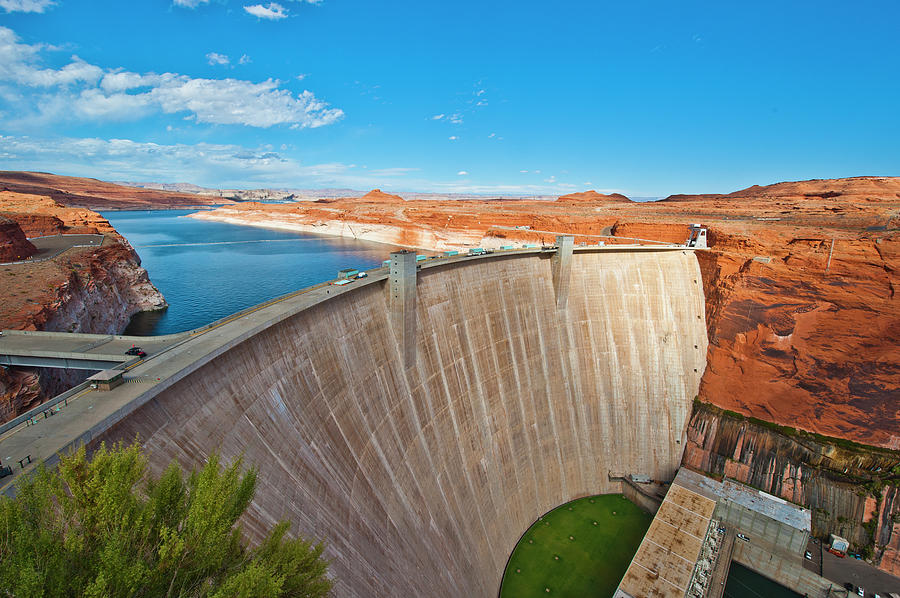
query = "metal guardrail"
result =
(0, 354, 139, 438)
(0, 234, 105, 266)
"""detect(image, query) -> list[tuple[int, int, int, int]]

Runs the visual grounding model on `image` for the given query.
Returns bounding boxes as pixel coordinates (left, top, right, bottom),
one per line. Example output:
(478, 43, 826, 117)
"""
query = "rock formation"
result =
(0, 191, 167, 421)
(0, 217, 35, 262)
(556, 190, 632, 203)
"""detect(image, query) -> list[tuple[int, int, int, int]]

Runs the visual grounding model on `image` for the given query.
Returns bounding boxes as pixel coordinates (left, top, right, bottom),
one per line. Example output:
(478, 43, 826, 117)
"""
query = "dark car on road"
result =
(125, 347, 147, 358)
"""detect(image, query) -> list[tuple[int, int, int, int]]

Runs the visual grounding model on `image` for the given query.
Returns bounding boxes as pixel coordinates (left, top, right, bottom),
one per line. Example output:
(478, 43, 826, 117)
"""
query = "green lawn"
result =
(499, 494, 651, 598)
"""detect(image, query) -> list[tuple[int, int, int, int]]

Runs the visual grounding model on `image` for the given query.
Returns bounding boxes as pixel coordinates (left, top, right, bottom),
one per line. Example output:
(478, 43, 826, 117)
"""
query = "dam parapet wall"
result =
(91, 248, 708, 596)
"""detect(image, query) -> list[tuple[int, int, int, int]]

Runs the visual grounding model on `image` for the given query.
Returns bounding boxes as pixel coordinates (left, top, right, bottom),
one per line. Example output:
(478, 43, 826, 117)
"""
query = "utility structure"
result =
(686, 224, 708, 249)
(551, 235, 574, 309)
(389, 249, 417, 367)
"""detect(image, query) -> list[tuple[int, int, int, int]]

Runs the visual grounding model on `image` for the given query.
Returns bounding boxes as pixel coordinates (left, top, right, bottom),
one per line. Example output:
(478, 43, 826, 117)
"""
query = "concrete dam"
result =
(5, 246, 709, 596)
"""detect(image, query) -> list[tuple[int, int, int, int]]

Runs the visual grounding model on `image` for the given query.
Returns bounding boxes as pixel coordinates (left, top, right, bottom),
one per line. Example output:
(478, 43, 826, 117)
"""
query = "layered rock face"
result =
(684, 404, 899, 568)
(0, 217, 35, 261)
(93, 250, 708, 597)
(0, 192, 166, 422)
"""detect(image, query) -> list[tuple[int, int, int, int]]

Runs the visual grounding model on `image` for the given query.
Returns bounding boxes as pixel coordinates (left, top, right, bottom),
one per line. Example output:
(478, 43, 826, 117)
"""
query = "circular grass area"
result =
(499, 494, 651, 598)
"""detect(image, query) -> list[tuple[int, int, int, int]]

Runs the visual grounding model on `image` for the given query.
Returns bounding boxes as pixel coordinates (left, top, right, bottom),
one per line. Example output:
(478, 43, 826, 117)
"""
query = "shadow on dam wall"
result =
(91, 249, 708, 597)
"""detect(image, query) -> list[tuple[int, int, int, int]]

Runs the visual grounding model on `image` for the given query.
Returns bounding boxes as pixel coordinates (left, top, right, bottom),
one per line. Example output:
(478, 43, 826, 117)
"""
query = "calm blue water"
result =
(102, 209, 399, 336)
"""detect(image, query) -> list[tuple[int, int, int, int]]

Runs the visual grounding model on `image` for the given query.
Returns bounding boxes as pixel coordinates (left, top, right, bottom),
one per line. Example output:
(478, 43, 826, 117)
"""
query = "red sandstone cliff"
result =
(557, 190, 632, 203)
(0, 191, 167, 422)
(0, 217, 36, 261)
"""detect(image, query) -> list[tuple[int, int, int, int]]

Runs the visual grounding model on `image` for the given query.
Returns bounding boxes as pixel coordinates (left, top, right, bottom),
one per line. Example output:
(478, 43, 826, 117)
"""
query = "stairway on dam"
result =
(1, 245, 708, 596)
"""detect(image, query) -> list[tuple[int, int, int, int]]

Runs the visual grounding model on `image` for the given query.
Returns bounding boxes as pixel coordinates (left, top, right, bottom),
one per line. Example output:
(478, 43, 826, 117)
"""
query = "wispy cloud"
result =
(448, 136, 458, 141)
(173, 0, 210, 7)
(457, 170, 468, 176)
(206, 52, 230, 66)
(0, 0, 55, 13)
(0, 134, 345, 187)
(431, 113, 444, 120)
(239, 54, 251, 65)
(0, 134, 438, 190)
(244, 2, 288, 19)
(0, 26, 343, 129)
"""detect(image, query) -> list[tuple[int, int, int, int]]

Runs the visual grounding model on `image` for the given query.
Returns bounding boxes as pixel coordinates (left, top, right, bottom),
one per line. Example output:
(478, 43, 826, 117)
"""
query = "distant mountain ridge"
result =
(114, 181, 566, 202)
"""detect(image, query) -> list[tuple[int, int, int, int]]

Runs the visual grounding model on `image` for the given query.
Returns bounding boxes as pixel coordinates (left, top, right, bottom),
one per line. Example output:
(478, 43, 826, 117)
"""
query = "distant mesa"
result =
(556, 190, 632, 203)
(358, 189, 405, 203)
(660, 175, 899, 203)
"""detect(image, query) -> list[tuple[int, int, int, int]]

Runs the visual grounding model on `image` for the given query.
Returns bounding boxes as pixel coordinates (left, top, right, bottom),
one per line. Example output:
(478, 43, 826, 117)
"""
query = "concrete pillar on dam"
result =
(551, 235, 574, 309)
(389, 250, 417, 367)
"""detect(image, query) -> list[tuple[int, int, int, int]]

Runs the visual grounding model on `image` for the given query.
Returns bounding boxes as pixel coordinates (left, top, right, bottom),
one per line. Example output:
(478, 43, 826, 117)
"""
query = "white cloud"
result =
(295, 73, 307, 81)
(0, 0, 55, 13)
(0, 26, 343, 129)
(0, 134, 342, 186)
(457, 170, 468, 176)
(206, 52, 230, 66)
(173, 0, 211, 7)
(239, 54, 252, 65)
(519, 170, 528, 173)
(544, 175, 556, 183)
(71, 88, 154, 120)
(100, 70, 153, 92)
(0, 133, 602, 196)
(244, 2, 288, 19)
(448, 112, 463, 124)
(0, 133, 429, 191)
(448, 136, 458, 141)
(431, 113, 444, 120)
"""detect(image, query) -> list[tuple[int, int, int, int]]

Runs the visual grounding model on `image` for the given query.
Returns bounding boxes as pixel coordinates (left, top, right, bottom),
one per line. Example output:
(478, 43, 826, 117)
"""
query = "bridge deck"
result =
(0, 244, 692, 493)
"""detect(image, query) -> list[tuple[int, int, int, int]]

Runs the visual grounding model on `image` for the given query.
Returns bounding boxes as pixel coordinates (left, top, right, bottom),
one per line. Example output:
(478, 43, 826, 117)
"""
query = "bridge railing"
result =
(0, 378, 94, 438)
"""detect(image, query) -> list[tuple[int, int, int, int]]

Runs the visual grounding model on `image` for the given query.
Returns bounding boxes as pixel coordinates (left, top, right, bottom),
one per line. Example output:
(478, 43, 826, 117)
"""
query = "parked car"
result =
(356, 272, 368, 279)
(805, 551, 812, 560)
(736, 533, 749, 542)
(125, 346, 146, 357)
(857, 587, 864, 597)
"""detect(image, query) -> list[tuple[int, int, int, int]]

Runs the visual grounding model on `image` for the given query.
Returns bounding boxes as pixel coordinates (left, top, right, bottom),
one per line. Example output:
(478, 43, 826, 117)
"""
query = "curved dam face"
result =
(94, 249, 708, 596)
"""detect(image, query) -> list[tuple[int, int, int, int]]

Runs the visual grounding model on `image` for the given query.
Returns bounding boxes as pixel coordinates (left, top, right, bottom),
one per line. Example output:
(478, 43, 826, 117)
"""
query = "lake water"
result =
(102, 209, 400, 336)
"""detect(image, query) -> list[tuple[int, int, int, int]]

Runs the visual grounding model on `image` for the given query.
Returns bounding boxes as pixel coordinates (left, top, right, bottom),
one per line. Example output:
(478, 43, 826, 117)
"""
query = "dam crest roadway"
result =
(0, 238, 709, 597)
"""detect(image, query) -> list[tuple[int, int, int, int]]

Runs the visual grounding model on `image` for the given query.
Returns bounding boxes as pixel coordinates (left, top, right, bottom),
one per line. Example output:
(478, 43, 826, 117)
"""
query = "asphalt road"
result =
(806, 537, 900, 596)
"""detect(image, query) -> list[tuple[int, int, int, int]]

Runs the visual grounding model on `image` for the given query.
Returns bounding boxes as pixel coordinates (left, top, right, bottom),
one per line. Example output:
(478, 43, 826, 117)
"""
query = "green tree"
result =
(0, 442, 332, 598)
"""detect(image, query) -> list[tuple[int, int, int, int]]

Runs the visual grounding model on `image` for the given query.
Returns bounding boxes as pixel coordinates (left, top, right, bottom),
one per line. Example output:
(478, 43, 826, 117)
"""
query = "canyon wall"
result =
(684, 404, 900, 571)
(92, 249, 708, 597)
(0, 192, 166, 421)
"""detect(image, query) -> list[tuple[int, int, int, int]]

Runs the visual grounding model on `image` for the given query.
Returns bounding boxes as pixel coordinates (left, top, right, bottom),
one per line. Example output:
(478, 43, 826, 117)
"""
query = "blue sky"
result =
(0, 0, 897, 196)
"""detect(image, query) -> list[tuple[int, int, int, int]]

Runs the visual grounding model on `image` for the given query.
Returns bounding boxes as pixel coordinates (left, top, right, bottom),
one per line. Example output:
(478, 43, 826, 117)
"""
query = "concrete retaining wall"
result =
(93, 249, 708, 597)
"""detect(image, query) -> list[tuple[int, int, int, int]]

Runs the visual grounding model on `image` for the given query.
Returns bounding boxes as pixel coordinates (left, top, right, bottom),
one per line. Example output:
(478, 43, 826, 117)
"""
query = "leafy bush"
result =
(0, 442, 332, 598)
